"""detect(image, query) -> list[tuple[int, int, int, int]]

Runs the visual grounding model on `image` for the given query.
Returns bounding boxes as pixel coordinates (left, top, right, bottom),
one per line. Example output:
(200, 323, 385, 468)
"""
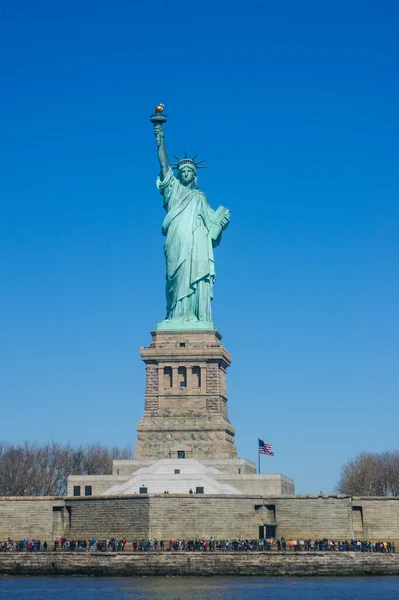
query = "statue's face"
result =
(178, 166, 196, 186)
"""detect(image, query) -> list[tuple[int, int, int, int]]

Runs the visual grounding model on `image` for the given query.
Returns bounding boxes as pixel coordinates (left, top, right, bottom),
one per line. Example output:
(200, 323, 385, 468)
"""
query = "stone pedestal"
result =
(134, 330, 237, 460)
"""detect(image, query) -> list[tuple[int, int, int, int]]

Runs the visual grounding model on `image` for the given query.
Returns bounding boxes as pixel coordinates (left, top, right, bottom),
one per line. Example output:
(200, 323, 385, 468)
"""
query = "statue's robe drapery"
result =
(157, 168, 223, 322)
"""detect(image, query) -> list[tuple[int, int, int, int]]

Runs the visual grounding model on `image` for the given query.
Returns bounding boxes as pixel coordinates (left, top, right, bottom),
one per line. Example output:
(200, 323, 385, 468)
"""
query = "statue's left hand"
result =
(221, 214, 230, 229)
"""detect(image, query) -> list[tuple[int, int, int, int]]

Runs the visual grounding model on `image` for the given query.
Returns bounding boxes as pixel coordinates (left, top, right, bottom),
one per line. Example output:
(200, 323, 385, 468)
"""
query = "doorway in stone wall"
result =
(265, 525, 277, 539)
(259, 525, 277, 539)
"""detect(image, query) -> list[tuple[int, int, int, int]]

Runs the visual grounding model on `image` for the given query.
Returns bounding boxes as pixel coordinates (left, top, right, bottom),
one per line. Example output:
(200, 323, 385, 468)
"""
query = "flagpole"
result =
(258, 438, 260, 474)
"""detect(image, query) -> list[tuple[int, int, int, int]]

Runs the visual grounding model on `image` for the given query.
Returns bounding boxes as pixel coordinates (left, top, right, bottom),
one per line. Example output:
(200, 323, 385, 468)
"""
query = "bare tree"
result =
(337, 451, 399, 496)
(0, 442, 39, 496)
(0, 442, 133, 496)
(385, 451, 399, 496)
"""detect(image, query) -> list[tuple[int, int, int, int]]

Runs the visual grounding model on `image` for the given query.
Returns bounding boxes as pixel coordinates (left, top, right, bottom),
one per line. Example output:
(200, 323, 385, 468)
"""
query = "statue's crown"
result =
(171, 151, 207, 171)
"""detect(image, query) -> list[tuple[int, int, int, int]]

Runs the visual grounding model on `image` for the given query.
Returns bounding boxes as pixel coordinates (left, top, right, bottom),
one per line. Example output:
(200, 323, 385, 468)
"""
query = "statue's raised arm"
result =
(154, 125, 169, 181)
(151, 104, 169, 181)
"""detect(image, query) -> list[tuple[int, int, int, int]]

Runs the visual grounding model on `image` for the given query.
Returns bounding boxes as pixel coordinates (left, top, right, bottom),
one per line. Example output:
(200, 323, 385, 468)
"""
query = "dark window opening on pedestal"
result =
(164, 366, 172, 388)
(85, 486, 92, 496)
(196, 487, 204, 494)
(192, 366, 201, 388)
(174, 469, 180, 474)
(177, 451, 185, 459)
(139, 487, 148, 494)
(178, 366, 187, 388)
(73, 486, 81, 497)
(179, 342, 186, 347)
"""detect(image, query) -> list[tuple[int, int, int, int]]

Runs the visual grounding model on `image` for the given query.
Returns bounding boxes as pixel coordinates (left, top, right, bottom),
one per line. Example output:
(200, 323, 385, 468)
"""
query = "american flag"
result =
(258, 438, 274, 456)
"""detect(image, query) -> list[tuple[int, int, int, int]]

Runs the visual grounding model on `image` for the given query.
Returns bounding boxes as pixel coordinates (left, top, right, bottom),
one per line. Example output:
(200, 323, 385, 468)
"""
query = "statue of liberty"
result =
(152, 106, 230, 330)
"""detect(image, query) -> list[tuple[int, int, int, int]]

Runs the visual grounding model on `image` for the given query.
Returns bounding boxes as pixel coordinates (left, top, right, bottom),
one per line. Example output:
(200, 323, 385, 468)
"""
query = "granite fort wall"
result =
(0, 497, 64, 541)
(149, 495, 257, 539)
(1, 495, 399, 542)
(65, 496, 149, 540)
(148, 495, 355, 540)
(352, 498, 399, 541)
(275, 497, 354, 540)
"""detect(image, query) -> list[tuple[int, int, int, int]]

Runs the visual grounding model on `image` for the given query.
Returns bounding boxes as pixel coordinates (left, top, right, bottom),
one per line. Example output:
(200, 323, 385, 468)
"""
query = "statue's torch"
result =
(150, 104, 167, 127)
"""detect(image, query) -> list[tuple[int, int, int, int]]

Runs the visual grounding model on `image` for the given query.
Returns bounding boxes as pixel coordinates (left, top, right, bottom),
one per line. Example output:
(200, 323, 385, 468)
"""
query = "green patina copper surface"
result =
(152, 110, 230, 331)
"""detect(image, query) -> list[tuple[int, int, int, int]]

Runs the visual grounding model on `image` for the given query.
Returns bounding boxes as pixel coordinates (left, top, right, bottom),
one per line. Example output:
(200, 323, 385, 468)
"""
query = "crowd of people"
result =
(0, 537, 128, 553)
(0, 537, 396, 553)
(276, 538, 395, 553)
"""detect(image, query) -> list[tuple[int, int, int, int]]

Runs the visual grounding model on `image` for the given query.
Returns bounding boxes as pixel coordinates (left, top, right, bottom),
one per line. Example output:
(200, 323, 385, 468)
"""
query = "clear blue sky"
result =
(1, 0, 398, 493)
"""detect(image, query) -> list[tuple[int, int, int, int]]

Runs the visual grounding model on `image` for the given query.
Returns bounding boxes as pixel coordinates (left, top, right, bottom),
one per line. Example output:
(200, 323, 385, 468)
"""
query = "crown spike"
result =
(171, 151, 207, 171)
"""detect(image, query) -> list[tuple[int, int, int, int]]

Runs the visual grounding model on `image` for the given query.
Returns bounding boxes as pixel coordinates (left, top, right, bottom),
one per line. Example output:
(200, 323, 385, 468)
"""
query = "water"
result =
(1, 576, 399, 599)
